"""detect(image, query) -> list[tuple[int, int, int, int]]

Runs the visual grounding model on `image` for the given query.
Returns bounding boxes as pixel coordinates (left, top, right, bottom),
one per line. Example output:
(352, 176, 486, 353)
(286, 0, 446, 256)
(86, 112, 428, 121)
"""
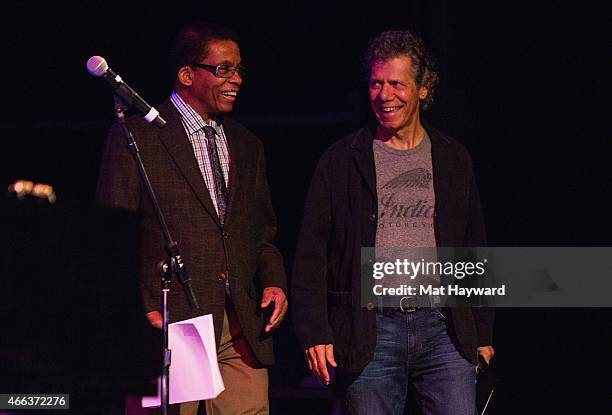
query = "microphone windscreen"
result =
(87, 56, 108, 77)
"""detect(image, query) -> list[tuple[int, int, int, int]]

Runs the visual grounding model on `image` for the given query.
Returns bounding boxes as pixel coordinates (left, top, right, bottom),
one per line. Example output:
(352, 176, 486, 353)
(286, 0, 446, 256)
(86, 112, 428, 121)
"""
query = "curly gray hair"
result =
(363, 30, 439, 111)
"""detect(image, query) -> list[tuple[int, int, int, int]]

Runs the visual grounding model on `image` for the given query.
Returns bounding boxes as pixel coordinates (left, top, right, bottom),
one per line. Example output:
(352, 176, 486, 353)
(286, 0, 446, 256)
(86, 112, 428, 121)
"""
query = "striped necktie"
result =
(202, 126, 228, 224)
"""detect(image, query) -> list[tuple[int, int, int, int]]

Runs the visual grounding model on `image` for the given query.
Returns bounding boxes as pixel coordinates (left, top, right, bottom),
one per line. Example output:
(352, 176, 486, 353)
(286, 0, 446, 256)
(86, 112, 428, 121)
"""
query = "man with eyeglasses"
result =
(97, 22, 287, 415)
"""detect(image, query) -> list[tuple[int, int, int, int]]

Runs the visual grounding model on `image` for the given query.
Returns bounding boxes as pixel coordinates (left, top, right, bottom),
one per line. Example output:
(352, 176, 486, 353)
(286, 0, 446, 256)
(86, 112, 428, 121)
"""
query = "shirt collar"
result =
(170, 91, 223, 136)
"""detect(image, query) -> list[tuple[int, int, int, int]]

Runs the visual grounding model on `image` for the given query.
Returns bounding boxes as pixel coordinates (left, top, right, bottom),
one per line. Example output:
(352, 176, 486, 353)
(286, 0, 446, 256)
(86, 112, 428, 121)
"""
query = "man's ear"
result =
(177, 66, 193, 87)
(419, 86, 428, 100)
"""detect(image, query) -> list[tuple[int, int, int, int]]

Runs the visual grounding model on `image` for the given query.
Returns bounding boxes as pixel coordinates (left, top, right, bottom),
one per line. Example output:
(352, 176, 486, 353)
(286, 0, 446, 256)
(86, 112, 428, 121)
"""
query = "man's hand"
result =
(477, 345, 495, 364)
(146, 310, 162, 329)
(476, 345, 495, 373)
(305, 344, 337, 385)
(261, 287, 288, 332)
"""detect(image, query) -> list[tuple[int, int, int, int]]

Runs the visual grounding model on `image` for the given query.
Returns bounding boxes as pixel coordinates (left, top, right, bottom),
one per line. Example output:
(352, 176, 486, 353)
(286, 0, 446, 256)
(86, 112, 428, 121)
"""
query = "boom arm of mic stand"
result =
(113, 95, 199, 310)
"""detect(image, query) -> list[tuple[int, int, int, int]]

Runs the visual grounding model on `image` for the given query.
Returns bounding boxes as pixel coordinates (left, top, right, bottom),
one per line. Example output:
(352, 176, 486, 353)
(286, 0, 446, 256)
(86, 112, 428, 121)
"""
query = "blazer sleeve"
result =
(253, 141, 288, 293)
(291, 153, 335, 350)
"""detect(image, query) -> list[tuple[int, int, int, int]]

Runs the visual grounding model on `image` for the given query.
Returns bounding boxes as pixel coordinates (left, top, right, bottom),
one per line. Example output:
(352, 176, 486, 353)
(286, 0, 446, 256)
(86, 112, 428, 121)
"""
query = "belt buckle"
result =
(399, 297, 418, 313)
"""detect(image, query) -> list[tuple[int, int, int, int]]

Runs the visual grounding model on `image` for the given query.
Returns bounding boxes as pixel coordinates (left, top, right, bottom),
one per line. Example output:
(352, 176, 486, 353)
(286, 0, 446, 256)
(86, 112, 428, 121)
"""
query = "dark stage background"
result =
(2, 1, 609, 413)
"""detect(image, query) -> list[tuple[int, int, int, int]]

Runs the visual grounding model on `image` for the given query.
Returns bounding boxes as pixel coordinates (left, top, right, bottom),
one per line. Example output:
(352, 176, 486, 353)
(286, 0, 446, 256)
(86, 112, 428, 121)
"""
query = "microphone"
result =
(87, 56, 166, 127)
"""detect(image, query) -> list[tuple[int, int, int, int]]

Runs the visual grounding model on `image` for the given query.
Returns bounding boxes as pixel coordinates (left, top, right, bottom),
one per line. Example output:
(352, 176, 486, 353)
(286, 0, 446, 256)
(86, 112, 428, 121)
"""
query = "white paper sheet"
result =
(142, 314, 224, 408)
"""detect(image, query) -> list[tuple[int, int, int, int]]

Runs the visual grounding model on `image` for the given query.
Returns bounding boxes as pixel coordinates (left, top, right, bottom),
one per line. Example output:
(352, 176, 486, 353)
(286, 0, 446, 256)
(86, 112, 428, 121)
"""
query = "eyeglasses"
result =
(189, 62, 246, 78)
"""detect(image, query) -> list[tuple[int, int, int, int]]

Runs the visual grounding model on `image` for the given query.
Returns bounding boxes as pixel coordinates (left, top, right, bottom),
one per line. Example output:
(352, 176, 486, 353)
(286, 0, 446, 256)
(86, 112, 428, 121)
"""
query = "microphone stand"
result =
(113, 96, 199, 415)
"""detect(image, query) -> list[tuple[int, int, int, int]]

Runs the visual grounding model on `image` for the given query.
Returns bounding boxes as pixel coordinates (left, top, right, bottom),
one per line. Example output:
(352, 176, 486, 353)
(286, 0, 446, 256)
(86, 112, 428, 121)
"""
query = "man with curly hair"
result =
(292, 30, 494, 414)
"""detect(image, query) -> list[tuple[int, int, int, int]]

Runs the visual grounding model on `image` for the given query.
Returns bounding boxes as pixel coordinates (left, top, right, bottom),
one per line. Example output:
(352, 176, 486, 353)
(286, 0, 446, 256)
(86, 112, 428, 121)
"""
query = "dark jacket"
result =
(292, 123, 493, 377)
(96, 100, 287, 365)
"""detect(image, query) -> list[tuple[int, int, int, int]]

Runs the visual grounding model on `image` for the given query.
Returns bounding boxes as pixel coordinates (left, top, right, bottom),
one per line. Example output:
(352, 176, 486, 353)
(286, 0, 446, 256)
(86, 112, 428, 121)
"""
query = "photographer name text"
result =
(372, 284, 506, 297)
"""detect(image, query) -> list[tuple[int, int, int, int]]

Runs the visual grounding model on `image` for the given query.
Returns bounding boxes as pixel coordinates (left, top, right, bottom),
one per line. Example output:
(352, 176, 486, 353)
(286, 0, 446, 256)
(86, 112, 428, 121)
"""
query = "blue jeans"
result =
(345, 309, 476, 415)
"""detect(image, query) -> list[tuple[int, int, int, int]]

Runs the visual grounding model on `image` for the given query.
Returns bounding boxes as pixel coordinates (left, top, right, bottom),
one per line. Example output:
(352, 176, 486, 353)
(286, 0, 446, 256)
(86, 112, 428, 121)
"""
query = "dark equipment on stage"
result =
(0, 192, 162, 413)
(476, 355, 498, 415)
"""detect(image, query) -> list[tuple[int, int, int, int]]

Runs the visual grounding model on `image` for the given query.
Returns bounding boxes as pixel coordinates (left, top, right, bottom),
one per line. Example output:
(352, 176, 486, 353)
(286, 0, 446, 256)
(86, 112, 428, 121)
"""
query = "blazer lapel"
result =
(351, 127, 378, 203)
(426, 122, 454, 247)
(220, 118, 243, 227)
(156, 100, 221, 226)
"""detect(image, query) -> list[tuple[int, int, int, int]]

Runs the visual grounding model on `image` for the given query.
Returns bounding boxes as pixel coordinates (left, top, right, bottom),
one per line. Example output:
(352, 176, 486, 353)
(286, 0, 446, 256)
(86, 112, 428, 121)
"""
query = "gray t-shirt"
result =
(373, 132, 440, 307)
(374, 131, 437, 248)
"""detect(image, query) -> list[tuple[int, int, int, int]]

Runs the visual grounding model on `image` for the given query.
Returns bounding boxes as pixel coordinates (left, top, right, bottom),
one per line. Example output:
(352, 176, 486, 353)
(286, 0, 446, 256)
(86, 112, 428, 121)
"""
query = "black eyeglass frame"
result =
(189, 62, 245, 78)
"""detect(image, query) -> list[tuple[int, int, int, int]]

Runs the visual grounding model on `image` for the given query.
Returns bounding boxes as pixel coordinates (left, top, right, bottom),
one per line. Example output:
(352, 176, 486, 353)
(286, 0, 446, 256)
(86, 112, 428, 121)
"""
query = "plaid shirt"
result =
(170, 91, 230, 217)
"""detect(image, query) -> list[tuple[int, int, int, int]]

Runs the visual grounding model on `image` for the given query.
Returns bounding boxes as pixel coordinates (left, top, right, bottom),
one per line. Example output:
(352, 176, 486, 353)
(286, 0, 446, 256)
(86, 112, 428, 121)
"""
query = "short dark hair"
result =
(172, 22, 240, 71)
(363, 30, 439, 110)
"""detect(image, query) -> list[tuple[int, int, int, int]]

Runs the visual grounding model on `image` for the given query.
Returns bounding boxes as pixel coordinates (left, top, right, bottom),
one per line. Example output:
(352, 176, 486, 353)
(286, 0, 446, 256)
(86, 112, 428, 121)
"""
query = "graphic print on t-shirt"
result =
(379, 168, 434, 225)
(381, 167, 432, 190)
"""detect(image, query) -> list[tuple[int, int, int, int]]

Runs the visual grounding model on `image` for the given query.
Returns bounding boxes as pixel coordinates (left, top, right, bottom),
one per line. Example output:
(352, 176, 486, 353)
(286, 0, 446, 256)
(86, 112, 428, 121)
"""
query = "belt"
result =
(382, 297, 421, 316)
(382, 306, 420, 317)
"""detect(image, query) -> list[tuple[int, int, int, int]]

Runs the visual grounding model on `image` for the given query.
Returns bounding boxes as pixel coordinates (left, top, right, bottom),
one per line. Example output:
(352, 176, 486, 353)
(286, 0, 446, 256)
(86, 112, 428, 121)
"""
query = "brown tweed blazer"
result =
(96, 99, 287, 365)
